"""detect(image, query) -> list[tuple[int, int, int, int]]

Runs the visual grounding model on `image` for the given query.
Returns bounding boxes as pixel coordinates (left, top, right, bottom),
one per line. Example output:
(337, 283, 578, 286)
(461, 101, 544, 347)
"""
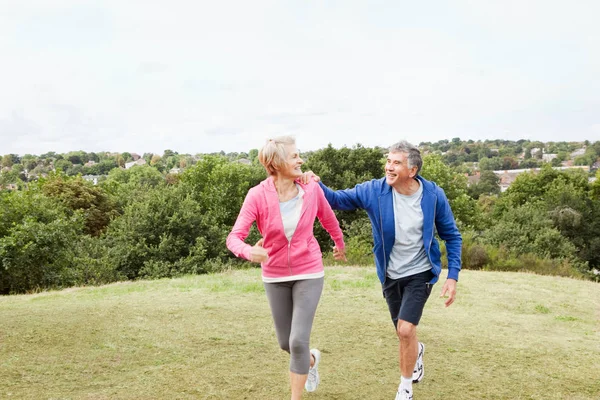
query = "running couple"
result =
(227, 136, 462, 400)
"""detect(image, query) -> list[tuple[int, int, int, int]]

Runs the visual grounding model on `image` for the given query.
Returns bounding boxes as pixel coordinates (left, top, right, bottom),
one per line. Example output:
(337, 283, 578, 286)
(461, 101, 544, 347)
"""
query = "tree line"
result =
(1, 143, 599, 294)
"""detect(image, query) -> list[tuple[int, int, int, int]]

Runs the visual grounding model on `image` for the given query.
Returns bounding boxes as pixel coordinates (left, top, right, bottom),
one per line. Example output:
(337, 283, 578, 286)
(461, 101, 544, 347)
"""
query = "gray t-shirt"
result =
(387, 180, 433, 279)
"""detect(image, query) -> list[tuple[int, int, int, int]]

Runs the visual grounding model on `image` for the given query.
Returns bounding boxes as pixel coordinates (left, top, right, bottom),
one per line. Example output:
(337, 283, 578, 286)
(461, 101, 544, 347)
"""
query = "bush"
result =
(483, 249, 585, 279)
(0, 216, 84, 294)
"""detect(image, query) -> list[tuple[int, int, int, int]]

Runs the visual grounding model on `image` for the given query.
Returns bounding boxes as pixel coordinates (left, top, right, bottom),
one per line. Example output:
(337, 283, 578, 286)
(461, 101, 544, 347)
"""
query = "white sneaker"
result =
(305, 349, 321, 392)
(412, 342, 425, 384)
(395, 387, 413, 400)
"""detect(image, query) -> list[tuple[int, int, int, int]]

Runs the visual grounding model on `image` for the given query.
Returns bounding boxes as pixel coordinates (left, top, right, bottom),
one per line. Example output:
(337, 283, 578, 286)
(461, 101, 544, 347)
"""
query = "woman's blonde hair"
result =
(258, 135, 296, 175)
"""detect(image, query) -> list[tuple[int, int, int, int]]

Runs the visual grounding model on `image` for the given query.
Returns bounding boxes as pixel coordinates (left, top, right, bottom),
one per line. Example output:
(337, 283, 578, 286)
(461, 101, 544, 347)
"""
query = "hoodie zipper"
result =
(286, 185, 308, 276)
(287, 241, 292, 275)
(378, 196, 386, 279)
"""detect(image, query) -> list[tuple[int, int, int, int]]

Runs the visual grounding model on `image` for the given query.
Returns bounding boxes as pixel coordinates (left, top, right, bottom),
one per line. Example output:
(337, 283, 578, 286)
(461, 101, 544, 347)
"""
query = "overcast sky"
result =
(1, 0, 599, 156)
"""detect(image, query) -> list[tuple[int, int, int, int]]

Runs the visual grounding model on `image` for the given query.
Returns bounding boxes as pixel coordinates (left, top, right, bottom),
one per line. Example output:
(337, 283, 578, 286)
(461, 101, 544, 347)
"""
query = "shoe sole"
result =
(412, 343, 425, 384)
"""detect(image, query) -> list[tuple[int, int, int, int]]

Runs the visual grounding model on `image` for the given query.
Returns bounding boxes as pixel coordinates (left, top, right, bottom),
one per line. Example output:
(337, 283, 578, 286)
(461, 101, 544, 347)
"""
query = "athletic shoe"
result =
(395, 387, 413, 400)
(412, 342, 425, 383)
(305, 348, 321, 392)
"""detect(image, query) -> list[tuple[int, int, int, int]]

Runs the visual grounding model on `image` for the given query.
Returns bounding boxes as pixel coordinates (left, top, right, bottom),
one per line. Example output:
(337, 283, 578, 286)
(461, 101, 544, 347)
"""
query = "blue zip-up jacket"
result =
(319, 176, 462, 285)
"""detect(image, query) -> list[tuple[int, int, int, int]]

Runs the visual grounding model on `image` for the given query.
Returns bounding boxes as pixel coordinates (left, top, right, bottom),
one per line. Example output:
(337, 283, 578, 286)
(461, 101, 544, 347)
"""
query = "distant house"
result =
(542, 154, 557, 162)
(570, 147, 586, 158)
(1, 183, 19, 191)
(466, 171, 481, 186)
(494, 170, 522, 192)
(84, 160, 96, 167)
(82, 175, 103, 185)
(530, 148, 542, 157)
(125, 159, 147, 169)
(493, 166, 590, 192)
(131, 153, 141, 161)
(235, 158, 252, 165)
(169, 167, 181, 174)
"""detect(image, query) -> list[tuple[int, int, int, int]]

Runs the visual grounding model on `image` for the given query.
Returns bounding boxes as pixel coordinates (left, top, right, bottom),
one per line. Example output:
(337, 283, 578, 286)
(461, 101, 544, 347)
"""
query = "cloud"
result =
(1, 1, 599, 156)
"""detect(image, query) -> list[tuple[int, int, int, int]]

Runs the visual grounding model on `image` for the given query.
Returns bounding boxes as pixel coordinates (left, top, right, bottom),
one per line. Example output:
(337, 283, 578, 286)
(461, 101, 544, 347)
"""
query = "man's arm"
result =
(433, 188, 461, 307)
(300, 171, 368, 211)
(434, 189, 462, 281)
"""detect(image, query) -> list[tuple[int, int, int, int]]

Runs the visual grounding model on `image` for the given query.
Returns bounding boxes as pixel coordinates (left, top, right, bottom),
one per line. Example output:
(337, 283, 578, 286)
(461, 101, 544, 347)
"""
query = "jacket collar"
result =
(261, 176, 315, 195)
(381, 175, 435, 196)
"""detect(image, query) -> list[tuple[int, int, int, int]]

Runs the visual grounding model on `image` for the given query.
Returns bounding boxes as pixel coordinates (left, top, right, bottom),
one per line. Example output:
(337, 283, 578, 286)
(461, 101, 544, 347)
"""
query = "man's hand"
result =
(299, 170, 320, 184)
(440, 278, 457, 307)
(332, 246, 347, 261)
(249, 238, 269, 263)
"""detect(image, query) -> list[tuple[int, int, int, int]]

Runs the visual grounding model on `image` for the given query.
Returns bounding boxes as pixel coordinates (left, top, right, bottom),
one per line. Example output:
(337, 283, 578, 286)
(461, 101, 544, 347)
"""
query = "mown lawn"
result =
(1, 267, 599, 399)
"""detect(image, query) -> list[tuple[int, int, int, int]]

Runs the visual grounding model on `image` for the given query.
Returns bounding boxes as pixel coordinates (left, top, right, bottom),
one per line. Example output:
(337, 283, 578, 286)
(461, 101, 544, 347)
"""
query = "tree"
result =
(54, 159, 73, 173)
(66, 152, 83, 165)
(420, 154, 481, 229)
(1, 154, 18, 168)
(482, 202, 578, 260)
(467, 170, 500, 199)
(303, 144, 385, 190)
(39, 173, 118, 236)
(479, 157, 503, 171)
(150, 154, 162, 166)
(0, 190, 85, 294)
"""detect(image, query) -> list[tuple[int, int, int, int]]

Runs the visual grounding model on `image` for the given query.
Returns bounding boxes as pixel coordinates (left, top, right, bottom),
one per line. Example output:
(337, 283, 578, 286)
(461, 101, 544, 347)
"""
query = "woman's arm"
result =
(226, 192, 259, 261)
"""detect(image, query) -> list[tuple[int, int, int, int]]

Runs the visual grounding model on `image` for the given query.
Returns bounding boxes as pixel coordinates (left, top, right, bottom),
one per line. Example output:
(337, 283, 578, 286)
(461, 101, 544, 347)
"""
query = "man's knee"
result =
(396, 320, 416, 340)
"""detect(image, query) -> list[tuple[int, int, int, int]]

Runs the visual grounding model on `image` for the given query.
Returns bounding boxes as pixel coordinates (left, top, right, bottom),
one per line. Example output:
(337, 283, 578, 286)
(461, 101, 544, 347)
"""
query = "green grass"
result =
(1, 267, 599, 399)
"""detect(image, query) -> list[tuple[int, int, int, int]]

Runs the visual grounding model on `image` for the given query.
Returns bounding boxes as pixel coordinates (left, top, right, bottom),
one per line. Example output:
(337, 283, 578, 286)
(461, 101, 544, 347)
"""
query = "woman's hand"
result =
(249, 238, 269, 263)
(332, 246, 347, 261)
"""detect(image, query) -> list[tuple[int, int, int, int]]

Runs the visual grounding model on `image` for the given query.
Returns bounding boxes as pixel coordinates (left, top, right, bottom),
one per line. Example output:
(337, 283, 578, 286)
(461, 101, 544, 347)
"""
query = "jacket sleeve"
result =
(226, 191, 258, 261)
(314, 184, 345, 251)
(318, 180, 370, 211)
(434, 188, 462, 281)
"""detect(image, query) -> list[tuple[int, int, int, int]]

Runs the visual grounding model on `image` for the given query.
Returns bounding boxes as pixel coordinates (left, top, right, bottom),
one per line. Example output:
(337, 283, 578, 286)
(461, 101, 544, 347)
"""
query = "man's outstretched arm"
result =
(299, 171, 366, 211)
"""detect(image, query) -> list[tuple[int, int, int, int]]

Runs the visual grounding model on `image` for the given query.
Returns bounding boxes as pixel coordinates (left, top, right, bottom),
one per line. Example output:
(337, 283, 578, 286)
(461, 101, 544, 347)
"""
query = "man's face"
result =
(385, 151, 416, 187)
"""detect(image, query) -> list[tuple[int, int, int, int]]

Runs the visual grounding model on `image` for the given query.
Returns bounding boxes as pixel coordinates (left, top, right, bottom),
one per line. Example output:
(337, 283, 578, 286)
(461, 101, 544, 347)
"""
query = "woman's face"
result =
(278, 144, 304, 179)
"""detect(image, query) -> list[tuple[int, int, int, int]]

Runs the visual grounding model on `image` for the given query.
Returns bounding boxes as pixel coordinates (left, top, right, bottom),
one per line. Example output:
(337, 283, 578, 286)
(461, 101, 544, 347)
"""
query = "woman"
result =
(227, 136, 346, 399)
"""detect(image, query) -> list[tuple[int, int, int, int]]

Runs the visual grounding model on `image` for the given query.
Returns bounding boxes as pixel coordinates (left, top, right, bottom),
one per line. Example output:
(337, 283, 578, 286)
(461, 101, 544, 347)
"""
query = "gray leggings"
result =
(264, 277, 324, 374)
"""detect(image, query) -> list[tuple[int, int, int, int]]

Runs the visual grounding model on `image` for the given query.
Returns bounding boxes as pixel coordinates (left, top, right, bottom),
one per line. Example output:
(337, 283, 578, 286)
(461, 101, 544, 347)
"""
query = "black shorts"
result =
(382, 270, 434, 327)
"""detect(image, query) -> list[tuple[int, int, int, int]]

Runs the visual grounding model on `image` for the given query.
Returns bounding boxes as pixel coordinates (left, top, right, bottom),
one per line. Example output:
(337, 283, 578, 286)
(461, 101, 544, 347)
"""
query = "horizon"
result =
(4, 137, 598, 158)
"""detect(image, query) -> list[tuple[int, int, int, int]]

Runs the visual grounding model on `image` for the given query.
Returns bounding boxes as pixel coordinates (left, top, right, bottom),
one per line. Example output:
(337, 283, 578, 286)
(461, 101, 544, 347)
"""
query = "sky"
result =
(1, 0, 599, 156)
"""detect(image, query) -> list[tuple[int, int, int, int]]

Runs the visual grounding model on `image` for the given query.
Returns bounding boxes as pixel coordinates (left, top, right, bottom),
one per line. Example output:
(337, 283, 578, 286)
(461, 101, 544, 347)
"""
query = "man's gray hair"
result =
(389, 140, 422, 175)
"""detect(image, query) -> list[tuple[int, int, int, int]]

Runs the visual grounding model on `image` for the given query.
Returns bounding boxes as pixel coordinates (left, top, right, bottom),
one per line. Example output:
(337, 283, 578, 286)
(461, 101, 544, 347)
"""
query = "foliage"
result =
(1, 141, 599, 293)
(303, 143, 385, 190)
(101, 165, 167, 210)
(420, 154, 481, 229)
(303, 144, 385, 249)
(102, 157, 264, 280)
(0, 214, 84, 294)
(482, 202, 578, 259)
(467, 170, 501, 199)
(38, 173, 118, 236)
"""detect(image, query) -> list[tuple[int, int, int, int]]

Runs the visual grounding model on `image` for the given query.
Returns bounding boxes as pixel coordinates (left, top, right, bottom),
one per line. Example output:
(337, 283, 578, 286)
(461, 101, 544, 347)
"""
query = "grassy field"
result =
(1, 267, 599, 400)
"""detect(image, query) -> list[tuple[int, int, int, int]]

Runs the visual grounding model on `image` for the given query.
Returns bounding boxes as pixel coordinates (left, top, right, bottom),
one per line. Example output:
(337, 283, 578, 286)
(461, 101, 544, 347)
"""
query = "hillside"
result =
(1, 267, 599, 399)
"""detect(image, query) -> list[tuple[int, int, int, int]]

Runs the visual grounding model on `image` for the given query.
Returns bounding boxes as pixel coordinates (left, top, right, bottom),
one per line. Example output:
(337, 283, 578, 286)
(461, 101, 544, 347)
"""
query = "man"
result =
(304, 140, 462, 400)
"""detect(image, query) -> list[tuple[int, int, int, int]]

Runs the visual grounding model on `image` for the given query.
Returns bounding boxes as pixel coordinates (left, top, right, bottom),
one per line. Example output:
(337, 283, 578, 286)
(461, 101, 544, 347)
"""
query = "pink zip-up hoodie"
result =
(226, 177, 345, 279)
